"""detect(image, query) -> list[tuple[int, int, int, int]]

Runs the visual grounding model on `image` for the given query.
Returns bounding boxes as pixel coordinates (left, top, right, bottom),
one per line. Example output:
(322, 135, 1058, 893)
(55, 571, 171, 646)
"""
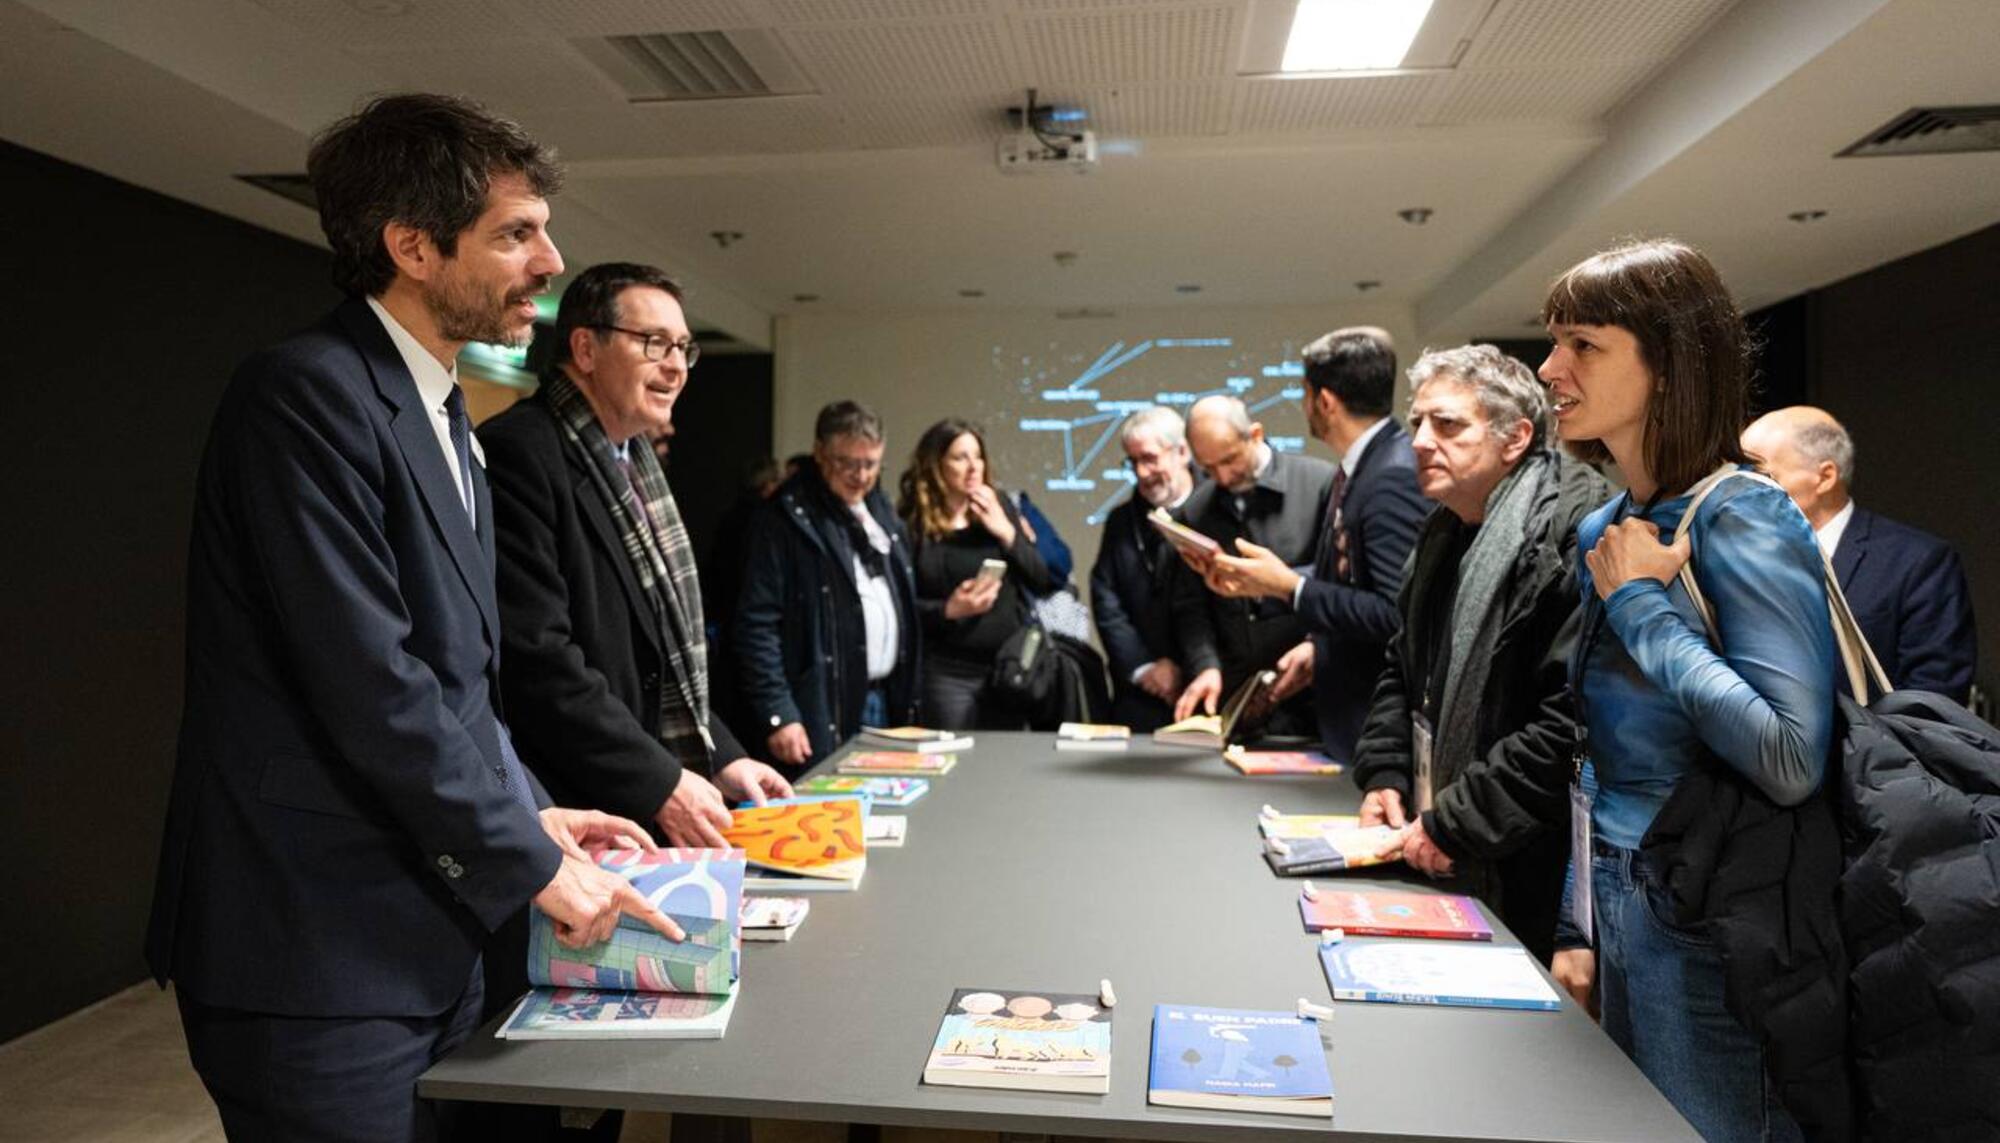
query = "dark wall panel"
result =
(0, 140, 340, 1043)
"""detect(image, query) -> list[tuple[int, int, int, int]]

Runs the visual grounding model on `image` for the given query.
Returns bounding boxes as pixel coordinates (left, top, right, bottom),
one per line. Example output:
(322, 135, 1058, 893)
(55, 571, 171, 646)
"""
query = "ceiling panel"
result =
(1459, 0, 1735, 67)
(243, 0, 540, 48)
(834, 94, 1007, 147)
(520, 0, 758, 37)
(1427, 63, 1649, 124)
(766, 0, 995, 21)
(524, 97, 848, 160)
(347, 41, 625, 112)
(783, 19, 1021, 93)
(1063, 80, 1233, 135)
(1235, 73, 1445, 132)
(1016, 5, 1235, 84)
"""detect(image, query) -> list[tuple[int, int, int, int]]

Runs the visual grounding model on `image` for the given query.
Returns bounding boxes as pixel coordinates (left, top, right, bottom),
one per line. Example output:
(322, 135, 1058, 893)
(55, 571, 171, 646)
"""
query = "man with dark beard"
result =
(146, 94, 675, 1142)
(1090, 406, 1201, 730)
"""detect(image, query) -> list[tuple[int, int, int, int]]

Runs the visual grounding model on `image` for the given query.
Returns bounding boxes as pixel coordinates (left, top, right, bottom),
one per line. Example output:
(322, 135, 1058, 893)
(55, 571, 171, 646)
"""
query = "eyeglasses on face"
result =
(593, 325, 700, 366)
(824, 454, 882, 477)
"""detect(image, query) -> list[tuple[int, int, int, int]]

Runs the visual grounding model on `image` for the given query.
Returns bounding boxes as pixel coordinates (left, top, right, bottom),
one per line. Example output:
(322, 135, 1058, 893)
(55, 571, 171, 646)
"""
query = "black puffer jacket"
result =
(1644, 688, 2000, 1142)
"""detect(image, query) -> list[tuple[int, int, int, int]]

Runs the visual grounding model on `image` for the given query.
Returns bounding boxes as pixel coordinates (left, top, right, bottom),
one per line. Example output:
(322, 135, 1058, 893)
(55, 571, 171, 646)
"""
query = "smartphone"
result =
(976, 557, 1008, 584)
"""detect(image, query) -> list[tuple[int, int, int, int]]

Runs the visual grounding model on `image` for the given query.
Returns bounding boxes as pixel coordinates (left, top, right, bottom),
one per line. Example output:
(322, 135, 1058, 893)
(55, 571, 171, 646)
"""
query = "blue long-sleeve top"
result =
(1572, 471, 1837, 850)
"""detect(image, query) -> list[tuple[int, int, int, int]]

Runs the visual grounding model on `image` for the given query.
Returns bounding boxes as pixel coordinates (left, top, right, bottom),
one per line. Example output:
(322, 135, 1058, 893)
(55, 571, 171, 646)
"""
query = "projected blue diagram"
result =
(1015, 338, 1306, 524)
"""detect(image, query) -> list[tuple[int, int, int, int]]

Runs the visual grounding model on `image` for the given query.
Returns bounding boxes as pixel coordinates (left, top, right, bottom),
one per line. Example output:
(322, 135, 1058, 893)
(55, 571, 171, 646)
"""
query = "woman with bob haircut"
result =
(897, 418, 1057, 730)
(1540, 238, 1837, 1142)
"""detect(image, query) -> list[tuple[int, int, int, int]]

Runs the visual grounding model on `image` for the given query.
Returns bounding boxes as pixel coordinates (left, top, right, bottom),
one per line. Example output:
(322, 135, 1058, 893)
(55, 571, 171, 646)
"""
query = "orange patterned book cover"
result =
(723, 800, 867, 881)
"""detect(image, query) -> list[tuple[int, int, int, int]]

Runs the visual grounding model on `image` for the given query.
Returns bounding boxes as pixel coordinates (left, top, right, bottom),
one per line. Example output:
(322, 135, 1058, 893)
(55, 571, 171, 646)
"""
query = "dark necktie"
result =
(1317, 468, 1351, 582)
(444, 386, 538, 813)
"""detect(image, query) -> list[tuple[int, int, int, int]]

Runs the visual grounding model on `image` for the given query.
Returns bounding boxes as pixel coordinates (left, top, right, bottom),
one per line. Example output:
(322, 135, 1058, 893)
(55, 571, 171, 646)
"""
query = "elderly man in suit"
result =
(1203, 327, 1431, 759)
(1742, 405, 1976, 702)
(1090, 405, 1200, 731)
(145, 94, 674, 1143)
(1171, 395, 1339, 737)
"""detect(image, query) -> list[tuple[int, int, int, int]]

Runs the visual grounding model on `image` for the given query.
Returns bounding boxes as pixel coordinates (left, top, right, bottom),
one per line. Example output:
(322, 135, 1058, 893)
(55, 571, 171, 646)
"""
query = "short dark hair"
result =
(552, 262, 684, 365)
(1302, 327, 1396, 417)
(306, 93, 563, 297)
(815, 400, 884, 445)
(1541, 238, 1752, 494)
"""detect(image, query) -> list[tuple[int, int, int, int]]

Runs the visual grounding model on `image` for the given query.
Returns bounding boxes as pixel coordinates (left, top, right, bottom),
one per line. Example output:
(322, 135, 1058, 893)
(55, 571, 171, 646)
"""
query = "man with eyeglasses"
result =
(736, 401, 923, 772)
(480, 260, 791, 845)
(1089, 406, 1200, 731)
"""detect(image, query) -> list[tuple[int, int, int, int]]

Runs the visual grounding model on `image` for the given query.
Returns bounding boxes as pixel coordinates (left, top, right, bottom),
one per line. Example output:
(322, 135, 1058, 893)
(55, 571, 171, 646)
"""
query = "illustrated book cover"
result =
(1147, 1004, 1332, 1117)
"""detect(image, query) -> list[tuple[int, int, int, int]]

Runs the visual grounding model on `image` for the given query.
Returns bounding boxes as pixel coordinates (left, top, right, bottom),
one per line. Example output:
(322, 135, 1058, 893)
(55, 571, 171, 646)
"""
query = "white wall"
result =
(773, 302, 1418, 623)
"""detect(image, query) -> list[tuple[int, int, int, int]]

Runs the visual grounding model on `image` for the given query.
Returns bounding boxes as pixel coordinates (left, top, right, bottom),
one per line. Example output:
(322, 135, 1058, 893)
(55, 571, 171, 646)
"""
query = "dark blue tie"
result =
(444, 386, 537, 813)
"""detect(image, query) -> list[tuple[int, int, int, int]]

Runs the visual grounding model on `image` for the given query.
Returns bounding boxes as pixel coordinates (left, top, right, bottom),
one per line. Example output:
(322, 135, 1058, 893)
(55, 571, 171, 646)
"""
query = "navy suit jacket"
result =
(1297, 421, 1430, 760)
(146, 298, 562, 1018)
(1834, 507, 1977, 703)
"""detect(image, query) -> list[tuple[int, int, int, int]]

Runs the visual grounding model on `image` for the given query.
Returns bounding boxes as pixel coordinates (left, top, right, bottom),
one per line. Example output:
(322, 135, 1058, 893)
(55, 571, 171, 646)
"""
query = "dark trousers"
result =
(1110, 682, 1174, 733)
(176, 961, 486, 1143)
(922, 653, 1023, 731)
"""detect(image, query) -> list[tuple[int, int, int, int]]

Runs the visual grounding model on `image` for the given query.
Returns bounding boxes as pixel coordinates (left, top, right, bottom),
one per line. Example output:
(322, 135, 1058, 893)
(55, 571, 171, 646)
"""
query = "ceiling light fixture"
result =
(1397, 207, 1432, 226)
(1176, 284, 1202, 294)
(710, 230, 744, 249)
(1354, 279, 1382, 292)
(1787, 209, 1829, 223)
(1282, 0, 1435, 73)
(1053, 251, 1079, 267)
(792, 293, 819, 303)
(958, 289, 986, 298)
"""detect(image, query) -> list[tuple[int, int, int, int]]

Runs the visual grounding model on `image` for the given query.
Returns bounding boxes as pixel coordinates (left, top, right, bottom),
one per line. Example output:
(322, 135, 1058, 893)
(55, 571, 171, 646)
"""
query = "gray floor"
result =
(0, 984, 1004, 1143)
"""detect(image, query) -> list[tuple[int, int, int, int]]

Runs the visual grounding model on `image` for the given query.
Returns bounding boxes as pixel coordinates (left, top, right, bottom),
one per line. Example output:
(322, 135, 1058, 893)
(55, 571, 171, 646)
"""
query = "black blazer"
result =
(1833, 507, 1977, 702)
(1089, 492, 1184, 682)
(1297, 421, 1430, 760)
(479, 393, 746, 827)
(146, 299, 561, 1018)
(735, 469, 922, 765)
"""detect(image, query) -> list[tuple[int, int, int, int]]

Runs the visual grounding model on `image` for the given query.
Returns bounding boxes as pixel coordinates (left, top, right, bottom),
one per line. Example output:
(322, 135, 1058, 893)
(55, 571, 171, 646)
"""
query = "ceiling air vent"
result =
(574, 30, 814, 103)
(237, 173, 316, 210)
(1837, 105, 2000, 158)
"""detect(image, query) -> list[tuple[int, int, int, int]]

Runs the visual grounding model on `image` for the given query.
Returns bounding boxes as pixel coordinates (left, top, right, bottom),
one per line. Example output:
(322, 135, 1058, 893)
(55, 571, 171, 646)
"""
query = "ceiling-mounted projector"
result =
(996, 129, 1098, 174)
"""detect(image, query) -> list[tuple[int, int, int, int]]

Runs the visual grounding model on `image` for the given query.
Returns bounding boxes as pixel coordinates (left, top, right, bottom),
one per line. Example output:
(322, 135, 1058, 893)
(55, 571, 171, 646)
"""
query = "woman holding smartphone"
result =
(1541, 239, 1836, 1143)
(898, 418, 1058, 730)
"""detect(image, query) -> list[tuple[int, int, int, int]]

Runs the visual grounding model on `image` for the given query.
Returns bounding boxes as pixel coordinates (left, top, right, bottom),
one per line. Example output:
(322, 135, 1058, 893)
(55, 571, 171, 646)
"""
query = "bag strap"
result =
(1667, 467, 1892, 704)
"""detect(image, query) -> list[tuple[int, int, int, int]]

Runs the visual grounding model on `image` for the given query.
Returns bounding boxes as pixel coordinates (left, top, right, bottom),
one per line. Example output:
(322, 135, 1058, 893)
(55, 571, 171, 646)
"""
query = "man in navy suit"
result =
(1203, 327, 1431, 759)
(1743, 406, 1976, 702)
(1090, 406, 1199, 731)
(145, 94, 676, 1143)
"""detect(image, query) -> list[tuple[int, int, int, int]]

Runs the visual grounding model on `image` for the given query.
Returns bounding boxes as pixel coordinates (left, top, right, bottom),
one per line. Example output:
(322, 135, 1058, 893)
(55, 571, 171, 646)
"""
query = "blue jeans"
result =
(861, 684, 888, 730)
(1591, 843, 1802, 1143)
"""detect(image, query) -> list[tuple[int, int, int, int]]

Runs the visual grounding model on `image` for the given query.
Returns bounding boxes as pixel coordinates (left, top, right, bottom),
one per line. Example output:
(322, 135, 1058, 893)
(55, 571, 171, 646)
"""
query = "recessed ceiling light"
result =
(1053, 251, 1079, 267)
(1283, 0, 1435, 73)
(1175, 284, 1202, 294)
(1354, 279, 1382, 292)
(710, 230, 745, 249)
(792, 293, 819, 303)
(1787, 209, 1829, 223)
(1397, 207, 1433, 226)
(1523, 316, 1545, 327)
(958, 289, 986, 299)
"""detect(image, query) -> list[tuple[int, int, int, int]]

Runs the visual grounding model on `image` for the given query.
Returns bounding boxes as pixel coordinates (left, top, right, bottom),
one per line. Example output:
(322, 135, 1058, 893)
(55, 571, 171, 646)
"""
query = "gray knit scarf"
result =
(541, 370, 713, 768)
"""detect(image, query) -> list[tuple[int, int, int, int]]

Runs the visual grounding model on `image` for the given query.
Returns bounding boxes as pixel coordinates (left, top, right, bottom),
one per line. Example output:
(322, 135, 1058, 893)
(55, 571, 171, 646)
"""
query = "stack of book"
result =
(836, 751, 957, 777)
(859, 725, 973, 753)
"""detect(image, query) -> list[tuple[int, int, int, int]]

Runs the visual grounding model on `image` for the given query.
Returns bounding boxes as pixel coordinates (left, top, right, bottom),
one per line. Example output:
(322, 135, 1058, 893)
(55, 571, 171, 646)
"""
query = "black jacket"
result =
(479, 394, 747, 826)
(1351, 452, 1609, 962)
(1091, 493, 1182, 682)
(1296, 422, 1431, 759)
(734, 469, 922, 766)
(1642, 688, 2000, 1141)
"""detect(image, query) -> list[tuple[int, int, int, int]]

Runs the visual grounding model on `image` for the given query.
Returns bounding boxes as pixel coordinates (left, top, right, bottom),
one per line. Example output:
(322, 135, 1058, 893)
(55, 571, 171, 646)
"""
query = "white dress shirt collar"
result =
(1341, 416, 1389, 478)
(1815, 499, 1857, 558)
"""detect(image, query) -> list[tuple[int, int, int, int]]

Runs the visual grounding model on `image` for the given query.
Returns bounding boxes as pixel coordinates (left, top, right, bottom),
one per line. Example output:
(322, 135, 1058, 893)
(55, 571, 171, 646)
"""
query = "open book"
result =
(1146, 506, 1221, 558)
(499, 847, 744, 1039)
(1153, 670, 1277, 749)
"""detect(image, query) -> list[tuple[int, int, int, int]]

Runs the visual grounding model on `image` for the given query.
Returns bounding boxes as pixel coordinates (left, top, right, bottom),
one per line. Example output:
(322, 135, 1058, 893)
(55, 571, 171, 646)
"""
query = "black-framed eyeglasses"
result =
(593, 325, 700, 366)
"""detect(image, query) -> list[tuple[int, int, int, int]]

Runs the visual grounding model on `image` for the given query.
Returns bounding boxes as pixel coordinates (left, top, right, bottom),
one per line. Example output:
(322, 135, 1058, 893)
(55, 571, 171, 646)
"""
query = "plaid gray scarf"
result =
(541, 370, 713, 769)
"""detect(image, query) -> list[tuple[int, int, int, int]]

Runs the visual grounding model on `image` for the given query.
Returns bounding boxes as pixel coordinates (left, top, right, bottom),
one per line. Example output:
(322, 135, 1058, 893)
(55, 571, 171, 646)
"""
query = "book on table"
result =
(921, 987, 1113, 1094)
(1152, 670, 1276, 749)
(795, 774, 930, 806)
(1261, 826, 1402, 875)
(740, 896, 810, 942)
(836, 750, 958, 776)
(1056, 722, 1131, 751)
(1319, 943, 1561, 1012)
(1257, 812, 1360, 839)
(1298, 889, 1492, 940)
(1147, 1004, 1332, 1117)
(864, 815, 907, 847)
(859, 726, 974, 754)
(499, 847, 744, 1040)
(1224, 746, 1344, 776)
(724, 798, 867, 892)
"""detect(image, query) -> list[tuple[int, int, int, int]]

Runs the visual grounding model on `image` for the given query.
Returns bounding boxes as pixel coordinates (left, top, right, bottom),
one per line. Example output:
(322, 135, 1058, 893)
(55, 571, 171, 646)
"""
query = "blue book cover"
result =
(794, 774, 930, 807)
(1318, 942, 1561, 1011)
(1148, 1005, 1331, 1116)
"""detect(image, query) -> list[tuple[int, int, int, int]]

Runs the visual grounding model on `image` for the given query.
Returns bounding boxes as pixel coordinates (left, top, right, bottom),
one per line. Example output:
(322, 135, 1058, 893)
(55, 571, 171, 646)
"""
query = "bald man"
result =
(1742, 406, 1975, 702)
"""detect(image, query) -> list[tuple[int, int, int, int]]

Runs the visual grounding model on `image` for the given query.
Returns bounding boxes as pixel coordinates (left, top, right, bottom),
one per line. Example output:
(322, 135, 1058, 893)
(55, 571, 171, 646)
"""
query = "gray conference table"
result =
(422, 733, 1700, 1142)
